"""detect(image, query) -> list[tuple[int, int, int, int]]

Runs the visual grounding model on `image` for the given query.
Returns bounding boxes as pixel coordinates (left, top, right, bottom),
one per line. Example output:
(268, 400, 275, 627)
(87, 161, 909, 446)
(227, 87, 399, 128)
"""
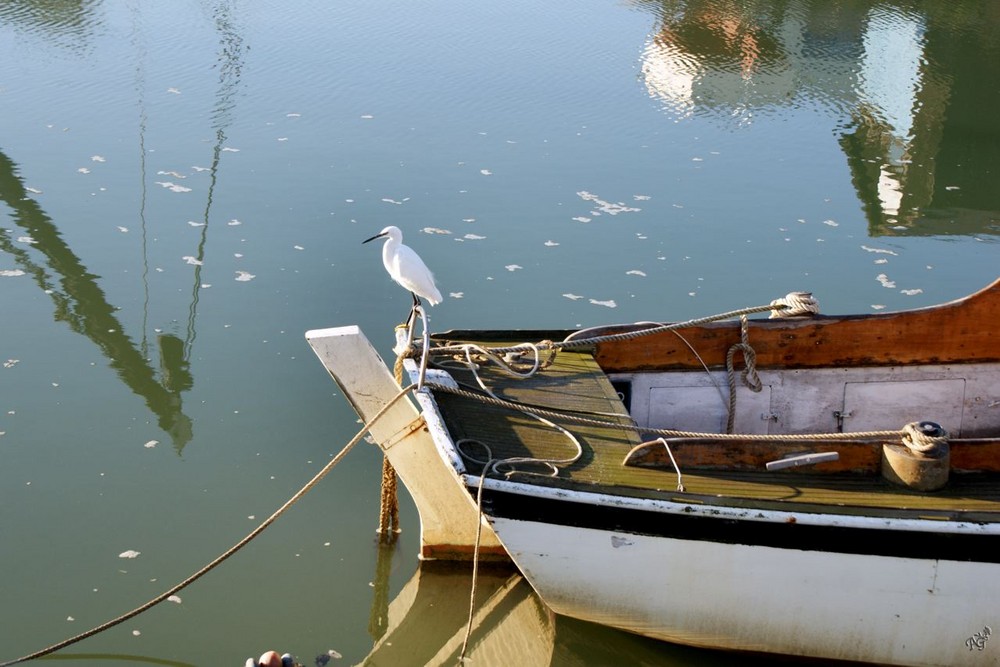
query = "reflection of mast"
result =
(0, 149, 193, 451)
(179, 0, 246, 360)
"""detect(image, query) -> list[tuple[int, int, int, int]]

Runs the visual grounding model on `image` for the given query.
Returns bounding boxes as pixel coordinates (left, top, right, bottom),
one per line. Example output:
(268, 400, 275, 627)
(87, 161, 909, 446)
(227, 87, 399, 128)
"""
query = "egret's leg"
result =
(403, 293, 422, 330)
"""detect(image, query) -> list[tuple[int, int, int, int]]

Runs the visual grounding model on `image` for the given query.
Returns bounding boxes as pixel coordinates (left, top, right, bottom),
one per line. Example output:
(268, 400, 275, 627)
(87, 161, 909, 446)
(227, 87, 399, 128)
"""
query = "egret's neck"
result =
(382, 236, 399, 272)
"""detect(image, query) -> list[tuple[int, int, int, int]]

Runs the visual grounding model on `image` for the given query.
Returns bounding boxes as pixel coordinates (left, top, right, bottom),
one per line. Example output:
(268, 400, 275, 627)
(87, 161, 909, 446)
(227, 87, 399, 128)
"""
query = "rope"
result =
(377, 456, 400, 539)
(427, 382, 909, 444)
(430, 301, 797, 359)
(457, 460, 493, 664)
(769, 291, 819, 318)
(901, 421, 950, 454)
(0, 386, 416, 667)
(655, 438, 685, 492)
(724, 314, 762, 433)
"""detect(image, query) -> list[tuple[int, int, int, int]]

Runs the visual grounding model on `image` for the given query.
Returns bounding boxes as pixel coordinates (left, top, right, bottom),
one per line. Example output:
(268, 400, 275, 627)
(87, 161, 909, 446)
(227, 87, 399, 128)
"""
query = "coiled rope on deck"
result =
(0, 386, 416, 667)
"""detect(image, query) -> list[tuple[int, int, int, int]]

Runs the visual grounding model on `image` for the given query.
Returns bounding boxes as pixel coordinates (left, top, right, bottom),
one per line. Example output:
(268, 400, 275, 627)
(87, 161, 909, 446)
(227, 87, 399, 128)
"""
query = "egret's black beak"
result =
(362, 232, 386, 244)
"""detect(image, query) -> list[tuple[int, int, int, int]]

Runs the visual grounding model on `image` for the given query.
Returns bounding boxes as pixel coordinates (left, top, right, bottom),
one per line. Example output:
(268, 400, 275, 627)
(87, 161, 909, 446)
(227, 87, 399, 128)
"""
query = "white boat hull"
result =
(486, 501, 998, 666)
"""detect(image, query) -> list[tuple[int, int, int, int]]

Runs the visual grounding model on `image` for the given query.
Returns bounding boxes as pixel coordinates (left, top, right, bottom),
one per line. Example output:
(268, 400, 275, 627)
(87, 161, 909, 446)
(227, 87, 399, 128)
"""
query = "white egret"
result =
(362, 225, 443, 307)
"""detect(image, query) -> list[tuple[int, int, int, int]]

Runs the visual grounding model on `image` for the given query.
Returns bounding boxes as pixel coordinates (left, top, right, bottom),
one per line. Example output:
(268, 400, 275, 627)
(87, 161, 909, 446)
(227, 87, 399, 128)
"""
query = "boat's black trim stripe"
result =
(481, 487, 1000, 563)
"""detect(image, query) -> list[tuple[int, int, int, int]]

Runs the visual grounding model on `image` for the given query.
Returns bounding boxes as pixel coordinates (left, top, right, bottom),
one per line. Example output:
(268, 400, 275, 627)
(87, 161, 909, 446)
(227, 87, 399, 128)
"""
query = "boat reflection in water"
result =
(361, 554, 750, 667)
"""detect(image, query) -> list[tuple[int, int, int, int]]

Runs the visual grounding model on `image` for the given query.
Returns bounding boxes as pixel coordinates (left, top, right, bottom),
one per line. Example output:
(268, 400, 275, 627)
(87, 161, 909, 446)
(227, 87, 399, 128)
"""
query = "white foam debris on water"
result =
(182, 256, 203, 266)
(822, 219, 839, 227)
(634, 195, 651, 201)
(221, 147, 240, 152)
(167, 595, 182, 604)
(119, 550, 141, 559)
(187, 221, 205, 227)
(293, 245, 304, 250)
(4, 359, 19, 368)
(286, 113, 301, 118)
(361, 114, 374, 119)
(462, 218, 476, 223)
(449, 292, 464, 299)
(382, 198, 406, 205)
(144, 440, 158, 449)
(422, 227, 451, 235)
(577, 191, 641, 215)
(463, 234, 486, 240)
(626, 270, 646, 277)
(544, 240, 559, 246)
(505, 264, 522, 272)
(945, 185, 960, 191)
(235, 271, 256, 282)
(132, 630, 141, 637)
(91, 155, 106, 163)
(1, 270, 26, 277)
(861, 245, 898, 256)
(901, 288, 923, 296)
(17, 236, 37, 244)
(67, 616, 74, 622)
(191, 166, 210, 172)
(875, 258, 888, 264)
(871, 304, 887, 310)
(562, 293, 584, 301)
(157, 170, 185, 179)
(155, 181, 192, 193)
(117, 227, 128, 233)
(228, 219, 242, 226)
(480, 169, 492, 176)
(77, 167, 90, 174)
(589, 298, 617, 308)
(876, 273, 896, 288)
(167, 87, 181, 94)
(572, 217, 591, 223)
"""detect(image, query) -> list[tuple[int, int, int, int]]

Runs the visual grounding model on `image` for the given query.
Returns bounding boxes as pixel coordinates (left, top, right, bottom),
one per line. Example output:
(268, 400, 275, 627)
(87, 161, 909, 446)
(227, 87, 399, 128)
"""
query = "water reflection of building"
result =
(637, 0, 1000, 237)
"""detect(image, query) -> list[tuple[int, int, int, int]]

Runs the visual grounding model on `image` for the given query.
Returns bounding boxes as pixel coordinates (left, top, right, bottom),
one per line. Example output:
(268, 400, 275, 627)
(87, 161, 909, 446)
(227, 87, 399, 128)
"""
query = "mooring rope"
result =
(457, 459, 493, 664)
(428, 296, 812, 359)
(426, 382, 910, 444)
(0, 386, 416, 667)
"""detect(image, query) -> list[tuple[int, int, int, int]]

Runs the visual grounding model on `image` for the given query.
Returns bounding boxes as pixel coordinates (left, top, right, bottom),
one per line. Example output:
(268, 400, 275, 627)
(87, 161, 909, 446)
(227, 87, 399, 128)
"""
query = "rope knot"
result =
(769, 291, 819, 318)
(901, 421, 949, 455)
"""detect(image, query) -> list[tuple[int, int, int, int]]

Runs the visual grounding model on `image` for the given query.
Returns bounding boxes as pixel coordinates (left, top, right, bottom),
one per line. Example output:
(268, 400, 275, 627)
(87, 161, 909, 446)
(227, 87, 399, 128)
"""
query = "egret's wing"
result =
(391, 244, 442, 305)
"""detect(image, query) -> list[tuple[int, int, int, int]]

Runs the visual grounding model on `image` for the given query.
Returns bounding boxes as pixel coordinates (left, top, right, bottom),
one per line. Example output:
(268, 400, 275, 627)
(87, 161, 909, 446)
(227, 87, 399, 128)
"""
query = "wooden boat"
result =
(307, 279, 1000, 666)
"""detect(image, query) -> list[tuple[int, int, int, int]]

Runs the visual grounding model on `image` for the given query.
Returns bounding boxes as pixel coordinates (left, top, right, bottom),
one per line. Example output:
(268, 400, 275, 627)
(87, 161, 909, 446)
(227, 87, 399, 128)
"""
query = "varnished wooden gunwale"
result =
(433, 278, 1000, 372)
(593, 277, 1000, 372)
